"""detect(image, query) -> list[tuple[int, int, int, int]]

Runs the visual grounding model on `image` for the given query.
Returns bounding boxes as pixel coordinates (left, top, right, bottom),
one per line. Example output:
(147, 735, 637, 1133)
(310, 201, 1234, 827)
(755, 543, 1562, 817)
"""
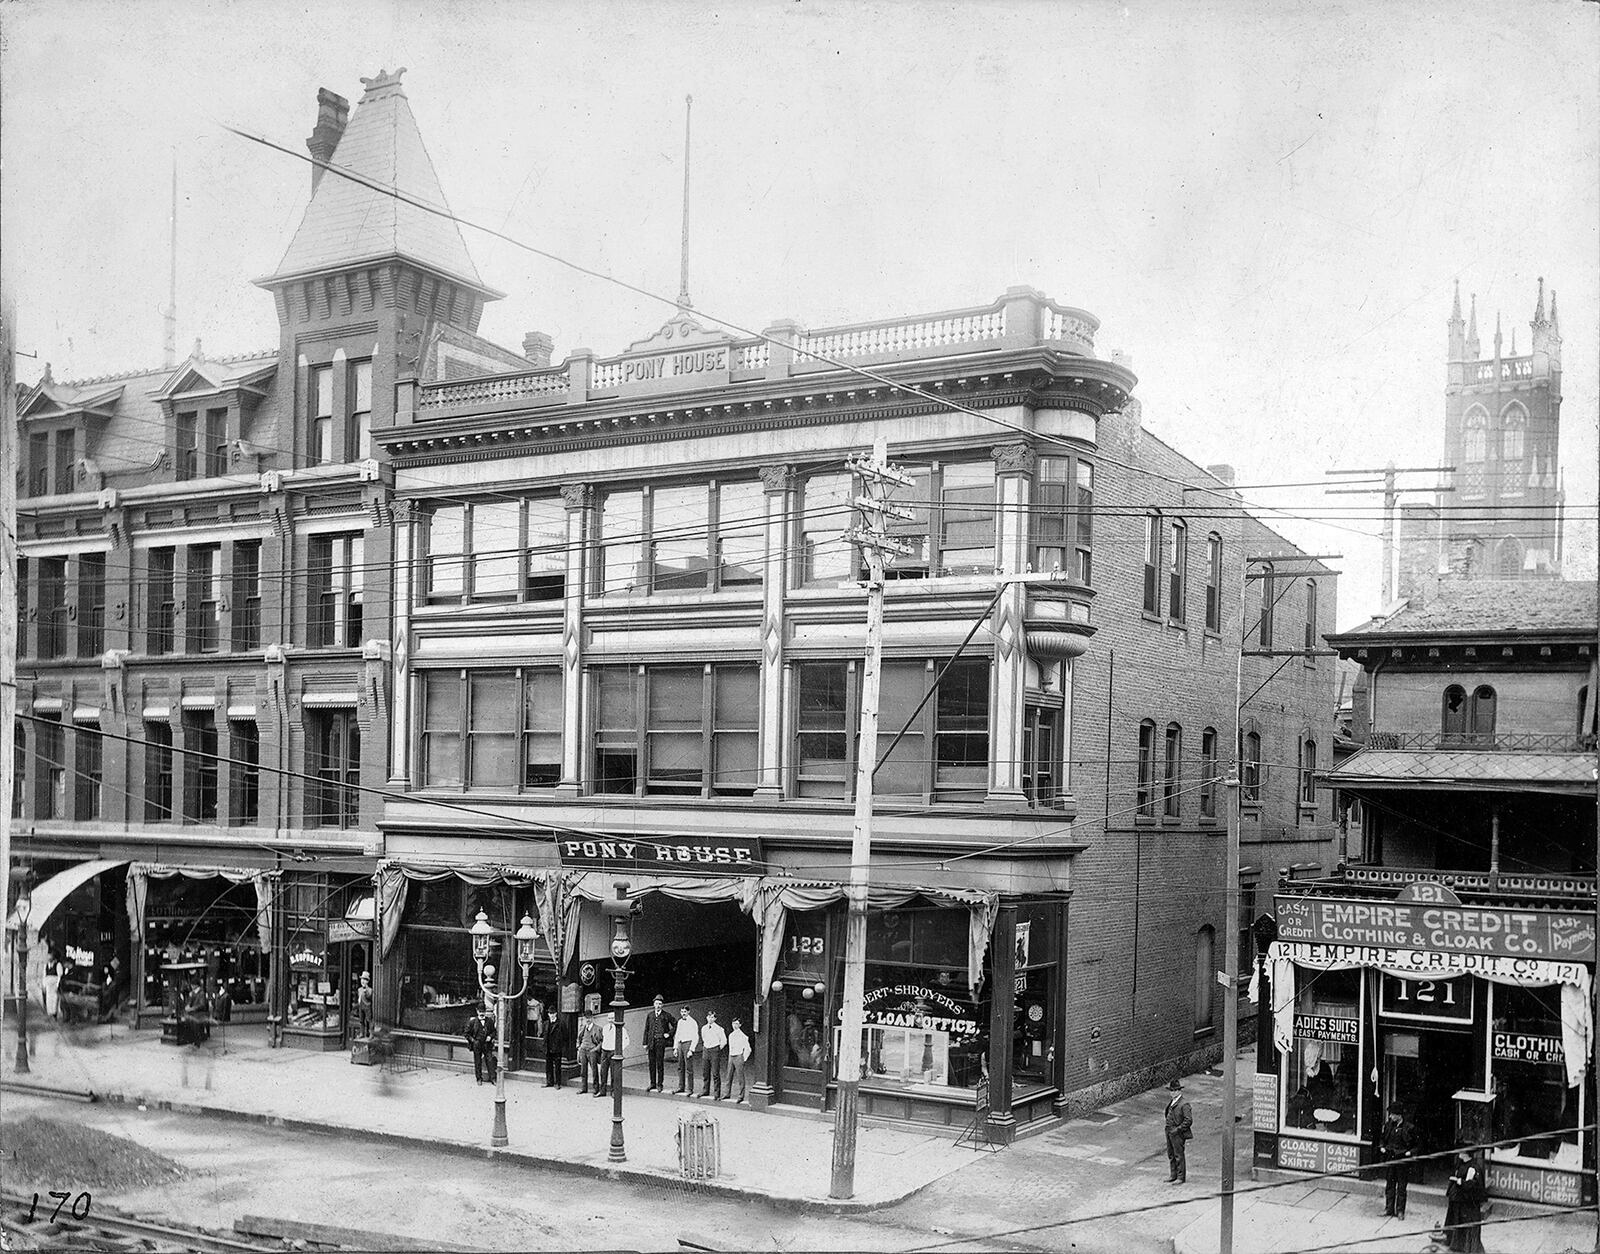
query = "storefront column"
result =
(1050, 896, 1072, 1118)
(754, 465, 793, 799)
(750, 989, 778, 1111)
(988, 444, 1032, 803)
(556, 483, 591, 793)
(986, 903, 1019, 1143)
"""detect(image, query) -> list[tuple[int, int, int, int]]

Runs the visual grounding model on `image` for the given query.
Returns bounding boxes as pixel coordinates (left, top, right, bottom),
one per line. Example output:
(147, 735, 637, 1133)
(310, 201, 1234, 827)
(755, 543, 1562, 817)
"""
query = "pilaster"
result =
(387, 501, 414, 787)
(984, 903, 1019, 1144)
(988, 443, 1033, 802)
(557, 483, 592, 793)
(755, 464, 793, 798)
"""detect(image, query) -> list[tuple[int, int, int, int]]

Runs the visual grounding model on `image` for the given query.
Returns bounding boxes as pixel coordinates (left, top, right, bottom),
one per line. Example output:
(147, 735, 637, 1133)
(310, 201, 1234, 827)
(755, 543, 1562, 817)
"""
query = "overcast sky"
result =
(4, 0, 1595, 627)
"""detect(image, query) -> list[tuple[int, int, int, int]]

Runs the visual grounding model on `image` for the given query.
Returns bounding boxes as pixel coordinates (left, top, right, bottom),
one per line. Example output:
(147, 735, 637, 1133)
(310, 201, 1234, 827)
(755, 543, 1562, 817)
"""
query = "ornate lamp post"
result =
(12, 876, 32, 1075)
(470, 909, 539, 1148)
(600, 881, 637, 1164)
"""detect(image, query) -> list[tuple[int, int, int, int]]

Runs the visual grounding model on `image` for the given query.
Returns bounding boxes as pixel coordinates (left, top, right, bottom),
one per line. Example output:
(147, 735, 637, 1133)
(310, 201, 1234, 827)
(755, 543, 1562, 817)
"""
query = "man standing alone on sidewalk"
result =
(725, 1017, 752, 1102)
(699, 1011, 728, 1100)
(544, 1007, 571, 1088)
(1164, 1078, 1192, 1183)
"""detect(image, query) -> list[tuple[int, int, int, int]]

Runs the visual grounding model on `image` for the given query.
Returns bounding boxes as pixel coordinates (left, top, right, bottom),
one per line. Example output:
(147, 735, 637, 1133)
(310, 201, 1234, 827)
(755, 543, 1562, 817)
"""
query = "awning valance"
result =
(126, 863, 278, 958)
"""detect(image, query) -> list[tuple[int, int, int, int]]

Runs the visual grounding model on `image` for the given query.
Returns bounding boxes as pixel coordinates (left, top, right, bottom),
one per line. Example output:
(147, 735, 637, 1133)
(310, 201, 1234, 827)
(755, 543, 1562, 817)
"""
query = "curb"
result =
(4, 1080, 924, 1215)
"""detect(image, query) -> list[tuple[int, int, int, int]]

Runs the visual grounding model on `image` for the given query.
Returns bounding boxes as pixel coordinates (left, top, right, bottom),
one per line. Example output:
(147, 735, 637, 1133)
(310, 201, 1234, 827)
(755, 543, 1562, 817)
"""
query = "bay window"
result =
(1033, 455, 1093, 583)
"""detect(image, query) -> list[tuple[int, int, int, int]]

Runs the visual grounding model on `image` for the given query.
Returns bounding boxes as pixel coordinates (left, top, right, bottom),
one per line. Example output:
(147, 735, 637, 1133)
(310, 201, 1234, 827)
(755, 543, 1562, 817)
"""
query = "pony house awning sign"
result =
(556, 834, 762, 874)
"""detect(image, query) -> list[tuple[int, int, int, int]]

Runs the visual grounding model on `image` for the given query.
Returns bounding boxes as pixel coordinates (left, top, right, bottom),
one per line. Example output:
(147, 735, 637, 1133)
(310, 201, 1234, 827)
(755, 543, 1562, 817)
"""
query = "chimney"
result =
(523, 331, 555, 368)
(1206, 463, 1236, 487)
(306, 88, 350, 194)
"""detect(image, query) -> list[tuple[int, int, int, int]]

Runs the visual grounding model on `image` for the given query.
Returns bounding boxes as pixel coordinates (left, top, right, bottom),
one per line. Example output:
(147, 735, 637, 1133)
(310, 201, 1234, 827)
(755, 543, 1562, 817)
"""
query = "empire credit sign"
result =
(1274, 895, 1595, 963)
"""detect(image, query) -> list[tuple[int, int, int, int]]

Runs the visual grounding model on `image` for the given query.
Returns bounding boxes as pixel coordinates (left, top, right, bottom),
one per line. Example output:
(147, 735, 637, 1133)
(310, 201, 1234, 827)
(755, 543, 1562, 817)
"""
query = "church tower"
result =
(1435, 278, 1564, 581)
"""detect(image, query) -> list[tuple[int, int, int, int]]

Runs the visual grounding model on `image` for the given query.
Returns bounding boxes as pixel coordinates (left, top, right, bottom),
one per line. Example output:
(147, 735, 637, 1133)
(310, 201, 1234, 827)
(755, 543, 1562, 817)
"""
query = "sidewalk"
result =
(0, 1015, 972, 1211)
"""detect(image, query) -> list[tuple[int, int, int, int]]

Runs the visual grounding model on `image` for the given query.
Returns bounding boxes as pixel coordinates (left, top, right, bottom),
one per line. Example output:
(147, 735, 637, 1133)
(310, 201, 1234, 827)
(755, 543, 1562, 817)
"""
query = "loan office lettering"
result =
(861, 985, 981, 1037)
(1274, 896, 1596, 962)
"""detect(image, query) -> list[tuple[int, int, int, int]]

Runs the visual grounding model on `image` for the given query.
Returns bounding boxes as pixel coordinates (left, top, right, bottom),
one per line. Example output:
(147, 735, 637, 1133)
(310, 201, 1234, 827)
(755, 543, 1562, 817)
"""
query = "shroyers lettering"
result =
(861, 984, 981, 1037)
(1275, 895, 1595, 962)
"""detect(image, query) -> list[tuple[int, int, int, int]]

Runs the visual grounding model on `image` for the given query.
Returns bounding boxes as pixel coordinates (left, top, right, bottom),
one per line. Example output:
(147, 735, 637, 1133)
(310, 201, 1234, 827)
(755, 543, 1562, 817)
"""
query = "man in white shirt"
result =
(698, 1011, 728, 1100)
(672, 1007, 699, 1094)
(725, 1017, 753, 1102)
(596, 1016, 631, 1098)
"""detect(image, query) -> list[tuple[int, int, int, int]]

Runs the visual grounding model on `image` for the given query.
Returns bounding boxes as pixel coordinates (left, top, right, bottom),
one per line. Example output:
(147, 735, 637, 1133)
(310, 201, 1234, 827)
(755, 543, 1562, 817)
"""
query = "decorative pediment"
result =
(154, 356, 275, 403)
(624, 310, 732, 355)
(20, 379, 123, 422)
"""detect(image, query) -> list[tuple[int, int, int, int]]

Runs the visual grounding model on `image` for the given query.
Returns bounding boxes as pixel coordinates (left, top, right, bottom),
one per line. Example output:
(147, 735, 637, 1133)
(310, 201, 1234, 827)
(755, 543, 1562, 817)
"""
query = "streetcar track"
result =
(1, 1189, 278, 1254)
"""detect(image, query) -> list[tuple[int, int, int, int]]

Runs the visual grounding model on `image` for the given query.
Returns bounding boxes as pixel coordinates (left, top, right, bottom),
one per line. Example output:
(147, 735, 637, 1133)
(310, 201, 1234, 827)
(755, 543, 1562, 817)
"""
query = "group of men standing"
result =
(515, 994, 751, 1101)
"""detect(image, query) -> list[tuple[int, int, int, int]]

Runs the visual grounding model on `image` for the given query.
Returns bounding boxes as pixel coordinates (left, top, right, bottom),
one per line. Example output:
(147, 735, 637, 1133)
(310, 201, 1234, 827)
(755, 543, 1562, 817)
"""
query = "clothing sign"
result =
(1293, 1014, 1358, 1044)
(1486, 1163, 1583, 1207)
(1491, 1032, 1564, 1066)
(1274, 895, 1596, 963)
(555, 835, 762, 873)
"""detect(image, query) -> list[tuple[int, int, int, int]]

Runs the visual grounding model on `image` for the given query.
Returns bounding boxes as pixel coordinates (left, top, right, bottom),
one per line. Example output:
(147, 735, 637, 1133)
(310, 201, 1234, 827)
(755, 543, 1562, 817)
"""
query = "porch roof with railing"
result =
(1276, 862, 1596, 913)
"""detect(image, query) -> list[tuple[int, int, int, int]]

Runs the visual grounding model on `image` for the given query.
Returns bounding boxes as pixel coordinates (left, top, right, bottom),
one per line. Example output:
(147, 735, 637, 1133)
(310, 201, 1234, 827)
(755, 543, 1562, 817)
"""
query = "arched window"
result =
(1471, 685, 1497, 744)
(1500, 404, 1526, 464)
(1300, 739, 1317, 805)
(1258, 562, 1275, 650)
(1163, 723, 1182, 817)
(1143, 514, 1161, 615)
(1442, 684, 1468, 741)
(1242, 730, 1262, 803)
(1304, 579, 1318, 652)
(1194, 926, 1216, 1034)
(1136, 720, 1157, 817)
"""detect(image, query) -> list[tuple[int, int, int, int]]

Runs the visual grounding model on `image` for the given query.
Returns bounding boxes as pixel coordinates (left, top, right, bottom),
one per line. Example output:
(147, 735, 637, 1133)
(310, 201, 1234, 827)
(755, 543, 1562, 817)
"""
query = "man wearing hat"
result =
(1164, 1077, 1193, 1183)
(355, 971, 373, 1038)
(641, 995, 677, 1092)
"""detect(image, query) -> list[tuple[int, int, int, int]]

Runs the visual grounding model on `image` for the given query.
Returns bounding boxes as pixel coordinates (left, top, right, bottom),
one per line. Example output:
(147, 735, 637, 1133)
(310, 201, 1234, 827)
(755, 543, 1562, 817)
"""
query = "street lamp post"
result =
(12, 876, 32, 1075)
(470, 910, 539, 1149)
(601, 881, 636, 1164)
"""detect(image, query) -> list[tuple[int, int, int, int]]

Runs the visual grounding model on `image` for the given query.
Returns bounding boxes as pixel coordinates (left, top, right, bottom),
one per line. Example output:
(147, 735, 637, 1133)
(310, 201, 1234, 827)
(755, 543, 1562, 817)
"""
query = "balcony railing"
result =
(1280, 863, 1597, 910)
(1364, 729, 1591, 753)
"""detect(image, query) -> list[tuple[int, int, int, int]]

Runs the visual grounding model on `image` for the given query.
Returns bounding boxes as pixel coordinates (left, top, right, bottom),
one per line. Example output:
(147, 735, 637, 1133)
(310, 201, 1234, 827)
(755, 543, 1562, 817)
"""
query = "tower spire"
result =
(676, 94, 693, 311)
(1447, 278, 1465, 361)
(163, 153, 177, 370)
(1466, 293, 1479, 359)
(1533, 275, 1546, 324)
(1493, 311, 1502, 359)
(1451, 278, 1462, 321)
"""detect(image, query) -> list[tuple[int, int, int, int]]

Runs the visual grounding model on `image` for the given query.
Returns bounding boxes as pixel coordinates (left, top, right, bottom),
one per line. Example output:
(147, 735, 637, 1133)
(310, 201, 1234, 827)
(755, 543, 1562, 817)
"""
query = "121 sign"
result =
(1379, 973, 1475, 1027)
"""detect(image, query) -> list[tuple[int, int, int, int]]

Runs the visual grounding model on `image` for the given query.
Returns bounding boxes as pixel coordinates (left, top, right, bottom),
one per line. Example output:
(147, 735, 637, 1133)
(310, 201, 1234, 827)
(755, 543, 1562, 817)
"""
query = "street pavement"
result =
(3, 1015, 1593, 1252)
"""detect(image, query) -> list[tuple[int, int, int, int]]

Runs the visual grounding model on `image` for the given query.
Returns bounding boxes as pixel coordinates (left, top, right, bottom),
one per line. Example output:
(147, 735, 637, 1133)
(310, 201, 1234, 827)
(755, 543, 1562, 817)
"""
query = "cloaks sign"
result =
(556, 835, 762, 873)
(1275, 894, 1596, 963)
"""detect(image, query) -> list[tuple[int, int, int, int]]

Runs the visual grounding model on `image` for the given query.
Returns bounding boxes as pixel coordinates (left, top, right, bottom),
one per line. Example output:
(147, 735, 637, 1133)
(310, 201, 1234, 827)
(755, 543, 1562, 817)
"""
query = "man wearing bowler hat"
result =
(1164, 1077, 1193, 1183)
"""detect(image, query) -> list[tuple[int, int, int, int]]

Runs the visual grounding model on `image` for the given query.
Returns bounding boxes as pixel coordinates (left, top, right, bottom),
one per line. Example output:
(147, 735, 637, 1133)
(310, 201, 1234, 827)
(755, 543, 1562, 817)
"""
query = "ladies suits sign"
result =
(1274, 895, 1595, 963)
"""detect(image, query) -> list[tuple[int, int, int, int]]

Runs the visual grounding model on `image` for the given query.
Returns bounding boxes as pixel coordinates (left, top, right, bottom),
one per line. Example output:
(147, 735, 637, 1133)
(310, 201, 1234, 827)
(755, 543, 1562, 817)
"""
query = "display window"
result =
(844, 960, 987, 1094)
(1284, 966, 1362, 1138)
(1490, 985, 1585, 1172)
(1012, 901, 1059, 1085)
(140, 876, 267, 1010)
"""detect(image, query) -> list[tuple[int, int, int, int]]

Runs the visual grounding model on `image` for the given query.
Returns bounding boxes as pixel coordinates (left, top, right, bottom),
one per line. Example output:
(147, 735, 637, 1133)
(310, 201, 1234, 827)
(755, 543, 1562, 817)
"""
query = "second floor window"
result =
(145, 722, 174, 821)
(590, 664, 759, 798)
(231, 721, 260, 826)
(1136, 719, 1156, 817)
(186, 545, 221, 653)
(308, 710, 360, 828)
(1442, 684, 1497, 745)
(1199, 727, 1219, 819)
(37, 714, 65, 819)
(74, 723, 102, 820)
(148, 548, 176, 655)
(419, 667, 564, 791)
(308, 534, 363, 647)
(37, 557, 67, 659)
(1163, 722, 1182, 817)
(1205, 534, 1223, 632)
(311, 365, 334, 465)
(232, 540, 262, 651)
(181, 711, 219, 823)
(78, 553, 106, 656)
(1034, 456, 1093, 583)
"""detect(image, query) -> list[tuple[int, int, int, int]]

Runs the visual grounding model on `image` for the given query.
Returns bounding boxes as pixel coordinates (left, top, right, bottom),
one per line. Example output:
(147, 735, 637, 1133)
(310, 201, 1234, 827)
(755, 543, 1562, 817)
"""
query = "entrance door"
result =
(1383, 1028, 1475, 1186)
(775, 989, 828, 1108)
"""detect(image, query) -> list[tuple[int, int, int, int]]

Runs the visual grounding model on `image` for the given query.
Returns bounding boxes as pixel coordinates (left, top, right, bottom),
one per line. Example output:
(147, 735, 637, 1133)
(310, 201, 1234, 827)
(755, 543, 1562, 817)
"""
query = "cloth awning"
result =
(1326, 748, 1598, 793)
(373, 861, 1001, 996)
(7, 859, 126, 945)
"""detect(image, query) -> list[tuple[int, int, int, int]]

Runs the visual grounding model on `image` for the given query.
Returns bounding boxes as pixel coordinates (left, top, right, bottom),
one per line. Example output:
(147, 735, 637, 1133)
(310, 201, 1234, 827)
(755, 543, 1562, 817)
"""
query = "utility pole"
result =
(1, 298, 16, 1000)
(829, 438, 912, 1200)
(1325, 464, 1453, 606)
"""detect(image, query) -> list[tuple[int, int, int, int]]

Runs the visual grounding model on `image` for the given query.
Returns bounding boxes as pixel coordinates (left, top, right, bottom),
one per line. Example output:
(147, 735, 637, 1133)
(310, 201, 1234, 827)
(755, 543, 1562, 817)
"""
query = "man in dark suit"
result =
(543, 1007, 571, 1088)
(642, 995, 677, 1092)
(1164, 1077, 1193, 1183)
(465, 1007, 496, 1084)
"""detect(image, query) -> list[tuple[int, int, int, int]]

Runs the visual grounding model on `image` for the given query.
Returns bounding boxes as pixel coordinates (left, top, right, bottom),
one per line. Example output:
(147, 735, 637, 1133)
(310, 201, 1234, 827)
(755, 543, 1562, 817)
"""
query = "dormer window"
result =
(53, 430, 76, 494)
(311, 365, 335, 465)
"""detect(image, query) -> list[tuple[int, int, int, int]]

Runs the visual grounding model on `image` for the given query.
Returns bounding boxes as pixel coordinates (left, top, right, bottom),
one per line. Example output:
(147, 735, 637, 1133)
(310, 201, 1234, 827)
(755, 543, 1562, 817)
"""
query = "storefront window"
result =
(1285, 967, 1362, 1137)
(1490, 985, 1584, 1170)
(398, 927, 481, 1036)
(140, 876, 267, 1010)
(1012, 901, 1059, 1085)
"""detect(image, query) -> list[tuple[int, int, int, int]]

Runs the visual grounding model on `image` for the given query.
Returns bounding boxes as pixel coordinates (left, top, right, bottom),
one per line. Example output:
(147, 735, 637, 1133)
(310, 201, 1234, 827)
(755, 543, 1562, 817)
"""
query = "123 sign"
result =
(1379, 973, 1475, 1027)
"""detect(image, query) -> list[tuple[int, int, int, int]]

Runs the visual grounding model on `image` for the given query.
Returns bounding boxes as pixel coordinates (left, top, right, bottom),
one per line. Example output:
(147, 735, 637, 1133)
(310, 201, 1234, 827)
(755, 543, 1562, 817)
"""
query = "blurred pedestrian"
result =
(1444, 1152, 1485, 1252)
(1379, 1107, 1416, 1219)
(673, 1007, 699, 1094)
(544, 1008, 570, 1088)
(726, 1017, 752, 1102)
(699, 1011, 727, 1100)
(642, 995, 676, 1091)
(1164, 1078, 1192, 1183)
